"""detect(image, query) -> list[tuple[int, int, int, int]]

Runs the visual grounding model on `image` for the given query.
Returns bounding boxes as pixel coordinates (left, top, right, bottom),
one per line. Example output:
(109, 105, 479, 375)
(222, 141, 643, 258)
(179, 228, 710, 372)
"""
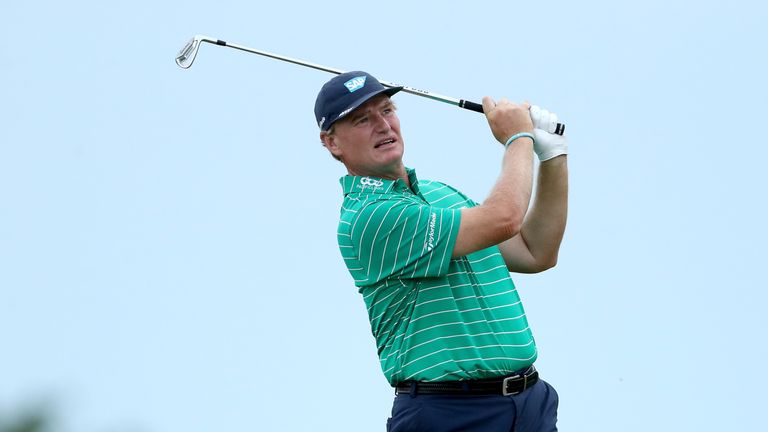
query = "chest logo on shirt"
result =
(359, 177, 384, 190)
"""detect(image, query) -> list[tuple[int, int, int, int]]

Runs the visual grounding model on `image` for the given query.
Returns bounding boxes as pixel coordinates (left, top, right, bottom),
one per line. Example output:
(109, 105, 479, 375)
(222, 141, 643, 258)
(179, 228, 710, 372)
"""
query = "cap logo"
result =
(344, 76, 367, 93)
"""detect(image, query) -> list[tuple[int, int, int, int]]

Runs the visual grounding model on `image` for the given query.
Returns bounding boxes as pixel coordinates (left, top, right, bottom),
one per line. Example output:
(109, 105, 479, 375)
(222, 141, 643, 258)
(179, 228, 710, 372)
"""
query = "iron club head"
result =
(175, 36, 203, 68)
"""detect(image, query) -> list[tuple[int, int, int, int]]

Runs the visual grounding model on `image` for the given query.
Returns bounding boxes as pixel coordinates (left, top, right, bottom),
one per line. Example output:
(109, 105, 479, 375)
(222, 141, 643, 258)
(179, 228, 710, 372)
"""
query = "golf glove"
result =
(530, 105, 568, 162)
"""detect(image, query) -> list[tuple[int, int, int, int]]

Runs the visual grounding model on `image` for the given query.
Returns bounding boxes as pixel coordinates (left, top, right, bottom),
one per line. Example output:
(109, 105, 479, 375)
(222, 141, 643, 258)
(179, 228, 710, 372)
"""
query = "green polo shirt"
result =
(338, 168, 537, 385)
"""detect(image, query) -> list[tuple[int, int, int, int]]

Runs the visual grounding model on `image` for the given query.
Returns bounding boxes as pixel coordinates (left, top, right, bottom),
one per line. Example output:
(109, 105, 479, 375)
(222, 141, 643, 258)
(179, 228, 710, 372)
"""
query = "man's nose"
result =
(372, 113, 391, 132)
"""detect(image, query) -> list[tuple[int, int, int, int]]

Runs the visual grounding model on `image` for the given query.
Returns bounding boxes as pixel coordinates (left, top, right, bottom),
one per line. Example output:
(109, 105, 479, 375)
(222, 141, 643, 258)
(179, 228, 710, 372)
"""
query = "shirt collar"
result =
(340, 167, 420, 196)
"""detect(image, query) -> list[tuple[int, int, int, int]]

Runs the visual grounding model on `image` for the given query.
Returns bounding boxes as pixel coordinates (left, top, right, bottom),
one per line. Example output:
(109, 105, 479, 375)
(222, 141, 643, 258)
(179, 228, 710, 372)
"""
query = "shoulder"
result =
(340, 194, 410, 224)
(417, 178, 449, 190)
(419, 179, 464, 195)
(419, 179, 477, 208)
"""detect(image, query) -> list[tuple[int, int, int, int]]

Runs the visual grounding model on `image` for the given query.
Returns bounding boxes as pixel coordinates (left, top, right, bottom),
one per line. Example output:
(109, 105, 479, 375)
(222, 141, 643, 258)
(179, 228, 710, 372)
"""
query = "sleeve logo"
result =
(426, 212, 437, 251)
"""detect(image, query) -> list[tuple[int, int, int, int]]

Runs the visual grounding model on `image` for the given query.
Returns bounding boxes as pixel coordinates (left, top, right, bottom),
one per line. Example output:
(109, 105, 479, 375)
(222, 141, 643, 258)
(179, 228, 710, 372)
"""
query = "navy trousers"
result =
(386, 379, 559, 432)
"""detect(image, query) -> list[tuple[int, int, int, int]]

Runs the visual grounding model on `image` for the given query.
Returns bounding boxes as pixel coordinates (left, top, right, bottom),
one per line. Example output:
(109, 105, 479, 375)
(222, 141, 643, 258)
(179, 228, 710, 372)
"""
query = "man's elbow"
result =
(529, 255, 558, 273)
(540, 255, 559, 272)
(542, 255, 558, 271)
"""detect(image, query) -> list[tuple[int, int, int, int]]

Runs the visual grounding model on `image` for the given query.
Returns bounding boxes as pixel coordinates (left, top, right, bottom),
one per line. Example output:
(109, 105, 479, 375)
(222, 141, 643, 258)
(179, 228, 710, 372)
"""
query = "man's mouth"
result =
(375, 139, 396, 149)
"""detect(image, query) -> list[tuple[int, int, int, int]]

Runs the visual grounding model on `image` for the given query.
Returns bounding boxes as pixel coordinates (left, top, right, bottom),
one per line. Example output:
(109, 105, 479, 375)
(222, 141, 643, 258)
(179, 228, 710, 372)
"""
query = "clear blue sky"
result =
(2, 0, 766, 430)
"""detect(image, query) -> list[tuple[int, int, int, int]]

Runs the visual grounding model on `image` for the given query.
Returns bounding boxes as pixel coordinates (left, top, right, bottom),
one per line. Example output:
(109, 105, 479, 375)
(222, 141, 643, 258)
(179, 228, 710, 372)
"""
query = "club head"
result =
(175, 36, 202, 69)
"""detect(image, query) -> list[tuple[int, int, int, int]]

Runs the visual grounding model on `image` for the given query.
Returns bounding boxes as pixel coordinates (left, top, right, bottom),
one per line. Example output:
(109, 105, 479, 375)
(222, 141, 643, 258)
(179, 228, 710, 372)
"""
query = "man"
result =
(315, 71, 568, 432)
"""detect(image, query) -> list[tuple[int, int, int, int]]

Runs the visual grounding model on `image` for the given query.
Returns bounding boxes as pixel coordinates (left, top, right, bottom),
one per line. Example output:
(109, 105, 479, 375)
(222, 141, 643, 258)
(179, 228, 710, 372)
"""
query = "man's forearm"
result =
(451, 138, 534, 258)
(519, 155, 568, 267)
(451, 99, 536, 258)
(485, 138, 535, 231)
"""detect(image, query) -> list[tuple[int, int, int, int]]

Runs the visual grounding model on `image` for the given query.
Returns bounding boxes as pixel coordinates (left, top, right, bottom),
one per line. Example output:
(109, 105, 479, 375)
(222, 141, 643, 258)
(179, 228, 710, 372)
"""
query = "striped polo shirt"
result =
(337, 168, 537, 385)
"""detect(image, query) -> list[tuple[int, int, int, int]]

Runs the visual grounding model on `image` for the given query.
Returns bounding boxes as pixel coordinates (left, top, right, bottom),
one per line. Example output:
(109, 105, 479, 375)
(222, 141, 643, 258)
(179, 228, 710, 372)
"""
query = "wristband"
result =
(504, 132, 535, 148)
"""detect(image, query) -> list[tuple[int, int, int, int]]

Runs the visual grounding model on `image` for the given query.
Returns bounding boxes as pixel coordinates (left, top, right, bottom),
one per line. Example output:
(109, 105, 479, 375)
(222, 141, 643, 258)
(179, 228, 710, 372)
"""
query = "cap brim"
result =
(331, 86, 404, 128)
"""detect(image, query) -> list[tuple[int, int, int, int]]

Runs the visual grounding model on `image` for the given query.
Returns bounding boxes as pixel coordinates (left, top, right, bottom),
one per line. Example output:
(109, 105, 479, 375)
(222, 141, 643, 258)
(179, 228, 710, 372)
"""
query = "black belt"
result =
(395, 366, 539, 396)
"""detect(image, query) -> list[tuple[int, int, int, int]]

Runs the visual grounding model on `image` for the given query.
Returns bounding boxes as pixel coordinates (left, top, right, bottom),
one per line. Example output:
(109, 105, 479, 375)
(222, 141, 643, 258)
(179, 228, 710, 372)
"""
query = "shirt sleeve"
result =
(348, 198, 461, 286)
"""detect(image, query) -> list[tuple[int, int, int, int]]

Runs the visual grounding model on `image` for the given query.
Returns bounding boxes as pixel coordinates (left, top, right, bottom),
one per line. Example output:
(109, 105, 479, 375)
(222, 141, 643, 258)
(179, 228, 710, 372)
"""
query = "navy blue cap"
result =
(314, 71, 403, 132)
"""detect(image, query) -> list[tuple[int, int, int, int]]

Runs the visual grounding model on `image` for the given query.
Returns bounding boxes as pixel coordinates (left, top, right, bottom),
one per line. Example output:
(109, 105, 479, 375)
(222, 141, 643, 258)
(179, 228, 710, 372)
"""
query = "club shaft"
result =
(185, 36, 564, 134)
(224, 40, 345, 76)
(208, 39, 478, 110)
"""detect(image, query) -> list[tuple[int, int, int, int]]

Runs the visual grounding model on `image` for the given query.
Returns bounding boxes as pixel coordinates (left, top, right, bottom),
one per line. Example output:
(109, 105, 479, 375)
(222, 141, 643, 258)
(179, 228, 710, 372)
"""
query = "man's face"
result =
(321, 94, 404, 177)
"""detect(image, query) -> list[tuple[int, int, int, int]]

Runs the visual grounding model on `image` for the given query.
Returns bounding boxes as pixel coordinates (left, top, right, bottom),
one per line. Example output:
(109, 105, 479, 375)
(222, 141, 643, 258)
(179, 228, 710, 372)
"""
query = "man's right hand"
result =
(482, 97, 534, 145)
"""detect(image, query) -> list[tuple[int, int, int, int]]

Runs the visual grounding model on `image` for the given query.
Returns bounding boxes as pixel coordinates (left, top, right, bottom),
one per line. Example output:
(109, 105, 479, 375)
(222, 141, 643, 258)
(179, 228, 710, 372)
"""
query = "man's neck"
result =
(348, 165, 410, 189)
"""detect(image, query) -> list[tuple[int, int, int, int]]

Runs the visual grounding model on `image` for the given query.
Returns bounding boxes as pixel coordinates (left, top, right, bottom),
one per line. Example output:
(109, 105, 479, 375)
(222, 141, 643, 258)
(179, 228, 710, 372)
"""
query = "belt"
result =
(394, 366, 539, 396)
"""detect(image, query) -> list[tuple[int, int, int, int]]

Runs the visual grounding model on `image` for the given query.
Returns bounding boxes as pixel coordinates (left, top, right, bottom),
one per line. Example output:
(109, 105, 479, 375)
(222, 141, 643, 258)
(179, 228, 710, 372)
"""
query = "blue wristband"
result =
(504, 132, 535, 148)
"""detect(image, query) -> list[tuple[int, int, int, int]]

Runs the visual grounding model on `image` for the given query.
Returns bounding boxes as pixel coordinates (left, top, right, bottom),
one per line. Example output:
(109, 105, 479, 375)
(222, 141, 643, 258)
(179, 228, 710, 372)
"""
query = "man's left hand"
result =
(530, 105, 568, 162)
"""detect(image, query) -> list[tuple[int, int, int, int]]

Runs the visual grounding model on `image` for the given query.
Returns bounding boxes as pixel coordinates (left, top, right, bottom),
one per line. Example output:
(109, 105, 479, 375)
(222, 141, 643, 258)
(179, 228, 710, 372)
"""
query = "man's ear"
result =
(320, 132, 342, 159)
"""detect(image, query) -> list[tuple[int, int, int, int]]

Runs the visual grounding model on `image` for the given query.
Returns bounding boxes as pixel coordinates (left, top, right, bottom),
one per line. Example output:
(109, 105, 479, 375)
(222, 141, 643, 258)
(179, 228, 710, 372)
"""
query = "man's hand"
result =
(530, 105, 568, 161)
(482, 97, 534, 145)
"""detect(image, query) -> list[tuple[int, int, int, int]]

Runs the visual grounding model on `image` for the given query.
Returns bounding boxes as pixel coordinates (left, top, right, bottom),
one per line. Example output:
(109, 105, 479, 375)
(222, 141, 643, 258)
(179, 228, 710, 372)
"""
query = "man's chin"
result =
(379, 153, 404, 169)
(379, 145, 404, 161)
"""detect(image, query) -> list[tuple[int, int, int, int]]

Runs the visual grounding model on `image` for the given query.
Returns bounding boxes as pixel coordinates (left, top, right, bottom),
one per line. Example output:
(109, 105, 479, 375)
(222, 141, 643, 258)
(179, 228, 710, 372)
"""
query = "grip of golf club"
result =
(459, 100, 484, 113)
(460, 99, 566, 135)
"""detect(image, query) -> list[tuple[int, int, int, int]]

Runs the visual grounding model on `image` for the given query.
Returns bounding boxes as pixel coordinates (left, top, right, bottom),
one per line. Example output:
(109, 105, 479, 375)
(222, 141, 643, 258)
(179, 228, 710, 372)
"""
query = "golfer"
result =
(316, 71, 568, 431)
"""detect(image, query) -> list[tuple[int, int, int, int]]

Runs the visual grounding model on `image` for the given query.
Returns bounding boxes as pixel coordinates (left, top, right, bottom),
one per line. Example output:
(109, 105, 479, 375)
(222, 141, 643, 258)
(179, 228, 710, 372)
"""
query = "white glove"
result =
(529, 105, 568, 162)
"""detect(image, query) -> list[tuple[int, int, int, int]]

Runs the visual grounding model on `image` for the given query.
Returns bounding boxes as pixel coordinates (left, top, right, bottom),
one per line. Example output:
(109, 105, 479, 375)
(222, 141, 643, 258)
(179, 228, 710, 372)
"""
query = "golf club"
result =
(175, 35, 565, 135)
